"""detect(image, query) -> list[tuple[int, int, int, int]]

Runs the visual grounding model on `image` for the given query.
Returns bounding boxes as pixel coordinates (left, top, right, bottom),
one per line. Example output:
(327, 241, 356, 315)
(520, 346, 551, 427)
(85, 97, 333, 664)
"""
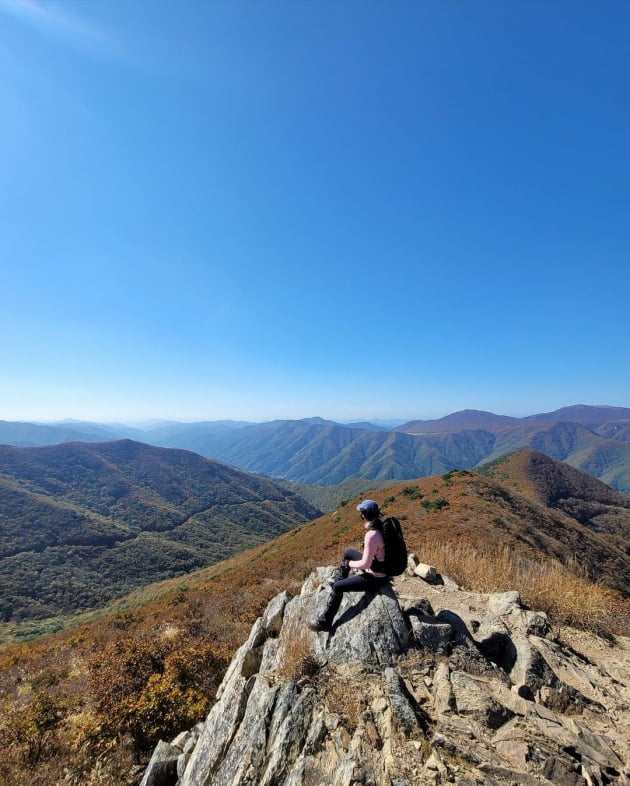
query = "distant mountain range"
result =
(1, 404, 630, 492)
(0, 440, 319, 622)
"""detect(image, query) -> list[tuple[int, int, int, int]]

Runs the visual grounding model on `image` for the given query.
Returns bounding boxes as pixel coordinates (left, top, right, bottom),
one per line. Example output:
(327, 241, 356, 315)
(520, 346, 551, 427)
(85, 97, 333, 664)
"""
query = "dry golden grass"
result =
(321, 672, 365, 733)
(420, 535, 630, 636)
(275, 617, 319, 684)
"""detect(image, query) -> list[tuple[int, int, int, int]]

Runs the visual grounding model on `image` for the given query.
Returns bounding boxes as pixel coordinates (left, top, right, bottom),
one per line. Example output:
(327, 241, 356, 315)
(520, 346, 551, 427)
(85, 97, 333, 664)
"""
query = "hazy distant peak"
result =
(525, 404, 630, 424)
(397, 409, 521, 434)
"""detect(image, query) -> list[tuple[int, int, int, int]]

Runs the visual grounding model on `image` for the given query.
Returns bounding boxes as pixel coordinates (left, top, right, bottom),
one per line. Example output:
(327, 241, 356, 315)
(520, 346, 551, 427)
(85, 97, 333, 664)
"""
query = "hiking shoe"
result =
(331, 560, 351, 584)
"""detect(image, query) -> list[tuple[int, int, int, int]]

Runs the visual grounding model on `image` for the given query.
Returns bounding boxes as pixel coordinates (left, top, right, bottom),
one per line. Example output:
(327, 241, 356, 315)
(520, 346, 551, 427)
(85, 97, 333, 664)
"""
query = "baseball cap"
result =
(356, 499, 380, 516)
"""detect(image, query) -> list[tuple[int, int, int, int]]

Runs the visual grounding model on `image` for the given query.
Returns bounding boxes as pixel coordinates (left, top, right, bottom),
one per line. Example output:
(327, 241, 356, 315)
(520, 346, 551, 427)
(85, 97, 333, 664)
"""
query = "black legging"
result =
(323, 548, 390, 626)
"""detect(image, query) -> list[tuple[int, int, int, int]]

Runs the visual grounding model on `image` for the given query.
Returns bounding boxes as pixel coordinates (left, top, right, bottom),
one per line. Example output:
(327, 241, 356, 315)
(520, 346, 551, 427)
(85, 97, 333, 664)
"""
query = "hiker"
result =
(309, 499, 390, 632)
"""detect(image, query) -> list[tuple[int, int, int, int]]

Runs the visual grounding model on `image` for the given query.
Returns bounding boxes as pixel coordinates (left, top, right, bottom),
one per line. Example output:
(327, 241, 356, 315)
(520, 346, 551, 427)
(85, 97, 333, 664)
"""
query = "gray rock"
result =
(440, 573, 460, 589)
(487, 590, 521, 616)
(178, 616, 263, 786)
(261, 590, 292, 636)
(136, 568, 630, 786)
(542, 754, 587, 785)
(171, 731, 189, 750)
(511, 608, 551, 637)
(176, 753, 189, 779)
(436, 609, 479, 652)
(257, 683, 318, 786)
(509, 633, 558, 695)
(474, 615, 514, 669)
(450, 671, 515, 730)
(139, 740, 180, 786)
(409, 616, 453, 653)
(384, 667, 424, 735)
(207, 674, 280, 785)
(309, 580, 411, 667)
(402, 597, 435, 617)
(258, 636, 280, 674)
(433, 661, 455, 715)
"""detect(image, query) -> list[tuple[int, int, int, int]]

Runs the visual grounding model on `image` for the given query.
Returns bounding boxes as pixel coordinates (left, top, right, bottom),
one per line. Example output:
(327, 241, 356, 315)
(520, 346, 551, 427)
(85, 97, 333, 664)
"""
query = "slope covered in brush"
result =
(477, 449, 630, 542)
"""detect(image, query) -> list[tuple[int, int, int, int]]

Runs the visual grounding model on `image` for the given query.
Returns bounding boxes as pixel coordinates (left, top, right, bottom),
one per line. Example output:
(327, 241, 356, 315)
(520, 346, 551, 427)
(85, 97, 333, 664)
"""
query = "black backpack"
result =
(380, 516, 408, 576)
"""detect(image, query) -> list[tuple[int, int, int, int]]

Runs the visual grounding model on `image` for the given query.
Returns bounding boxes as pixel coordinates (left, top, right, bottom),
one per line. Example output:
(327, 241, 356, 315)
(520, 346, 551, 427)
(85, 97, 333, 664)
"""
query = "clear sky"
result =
(1, 0, 628, 424)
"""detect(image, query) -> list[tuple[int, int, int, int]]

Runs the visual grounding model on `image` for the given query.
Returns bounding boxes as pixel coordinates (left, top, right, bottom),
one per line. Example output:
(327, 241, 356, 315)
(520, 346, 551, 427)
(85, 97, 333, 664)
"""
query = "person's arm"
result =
(348, 531, 379, 570)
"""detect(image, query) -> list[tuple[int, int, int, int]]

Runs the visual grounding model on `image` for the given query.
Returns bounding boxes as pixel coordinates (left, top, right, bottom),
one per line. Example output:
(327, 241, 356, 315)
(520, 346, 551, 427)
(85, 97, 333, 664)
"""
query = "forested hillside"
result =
(0, 440, 319, 624)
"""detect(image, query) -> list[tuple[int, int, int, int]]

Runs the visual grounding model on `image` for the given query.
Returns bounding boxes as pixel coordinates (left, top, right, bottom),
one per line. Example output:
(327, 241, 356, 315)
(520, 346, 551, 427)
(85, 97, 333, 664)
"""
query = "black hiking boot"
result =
(330, 559, 351, 584)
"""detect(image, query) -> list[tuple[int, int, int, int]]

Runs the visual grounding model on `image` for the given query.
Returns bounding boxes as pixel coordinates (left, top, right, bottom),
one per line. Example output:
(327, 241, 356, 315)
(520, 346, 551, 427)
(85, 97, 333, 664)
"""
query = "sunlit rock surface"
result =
(141, 567, 630, 786)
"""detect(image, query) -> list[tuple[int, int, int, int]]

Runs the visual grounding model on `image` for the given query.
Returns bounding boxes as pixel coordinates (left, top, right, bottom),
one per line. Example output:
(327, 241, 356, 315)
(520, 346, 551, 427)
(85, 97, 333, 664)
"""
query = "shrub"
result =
(420, 498, 449, 512)
(85, 632, 228, 753)
(402, 486, 423, 500)
(0, 690, 81, 764)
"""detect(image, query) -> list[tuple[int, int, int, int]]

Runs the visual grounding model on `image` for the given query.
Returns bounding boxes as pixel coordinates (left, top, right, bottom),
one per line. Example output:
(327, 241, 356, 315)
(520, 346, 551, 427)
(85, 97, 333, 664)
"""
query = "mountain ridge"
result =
(2, 404, 630, 493)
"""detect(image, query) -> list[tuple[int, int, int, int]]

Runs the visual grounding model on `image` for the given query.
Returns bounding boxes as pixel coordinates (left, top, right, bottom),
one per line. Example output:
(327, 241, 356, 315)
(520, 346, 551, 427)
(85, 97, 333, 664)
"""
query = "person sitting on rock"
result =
(309, 499, 390, 632)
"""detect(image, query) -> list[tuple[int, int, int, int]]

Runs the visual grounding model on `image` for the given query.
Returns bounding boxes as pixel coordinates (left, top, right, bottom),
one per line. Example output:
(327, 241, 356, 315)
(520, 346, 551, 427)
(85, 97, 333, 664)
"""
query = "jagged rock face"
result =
(142, 567, 630, 786)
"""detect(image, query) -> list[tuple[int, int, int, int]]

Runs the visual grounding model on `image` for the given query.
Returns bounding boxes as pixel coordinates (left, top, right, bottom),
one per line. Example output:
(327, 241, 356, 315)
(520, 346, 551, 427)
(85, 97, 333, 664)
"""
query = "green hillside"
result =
(149, 416, 630, 493)
(0, 440, 319, 624)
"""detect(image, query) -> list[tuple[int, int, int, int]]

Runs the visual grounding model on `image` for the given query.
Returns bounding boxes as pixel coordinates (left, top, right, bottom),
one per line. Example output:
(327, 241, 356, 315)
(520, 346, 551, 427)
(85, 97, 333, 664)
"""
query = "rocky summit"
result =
(139, 560, 630, 786)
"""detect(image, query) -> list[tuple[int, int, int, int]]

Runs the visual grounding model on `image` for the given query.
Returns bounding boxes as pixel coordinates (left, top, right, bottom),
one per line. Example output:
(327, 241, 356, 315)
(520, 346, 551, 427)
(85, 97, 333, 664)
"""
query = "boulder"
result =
(261, 590, 292, 636)
(307, 572, 411, 666)
(408, 616, 453, 653)
(487, 590, 521, 616)
(509, 633, 558, 696)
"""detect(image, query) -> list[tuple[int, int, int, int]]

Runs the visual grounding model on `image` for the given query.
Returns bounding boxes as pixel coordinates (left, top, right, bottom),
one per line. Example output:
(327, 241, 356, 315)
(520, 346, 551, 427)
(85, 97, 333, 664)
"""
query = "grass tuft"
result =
(276, 617, 319, 683)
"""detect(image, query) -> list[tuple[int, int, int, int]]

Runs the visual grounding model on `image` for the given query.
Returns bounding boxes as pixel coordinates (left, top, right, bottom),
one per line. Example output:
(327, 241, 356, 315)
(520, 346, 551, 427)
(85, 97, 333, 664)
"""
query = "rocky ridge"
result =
(139, 560, 630, 786)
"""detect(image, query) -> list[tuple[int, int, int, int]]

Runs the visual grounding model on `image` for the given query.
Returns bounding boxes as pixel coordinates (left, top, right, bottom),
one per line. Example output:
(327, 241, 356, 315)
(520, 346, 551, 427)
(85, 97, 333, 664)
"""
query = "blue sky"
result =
(1, 0, 628, 423)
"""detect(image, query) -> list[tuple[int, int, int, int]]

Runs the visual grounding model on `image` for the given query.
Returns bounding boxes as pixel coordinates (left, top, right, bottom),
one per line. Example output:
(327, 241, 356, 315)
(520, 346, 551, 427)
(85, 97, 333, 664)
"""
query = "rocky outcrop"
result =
(140, 565, 630, 786)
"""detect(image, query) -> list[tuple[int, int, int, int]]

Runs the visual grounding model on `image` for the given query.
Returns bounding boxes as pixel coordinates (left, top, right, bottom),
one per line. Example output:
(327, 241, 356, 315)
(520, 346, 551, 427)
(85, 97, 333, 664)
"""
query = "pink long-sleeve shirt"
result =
(348, 529, 386, 576)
